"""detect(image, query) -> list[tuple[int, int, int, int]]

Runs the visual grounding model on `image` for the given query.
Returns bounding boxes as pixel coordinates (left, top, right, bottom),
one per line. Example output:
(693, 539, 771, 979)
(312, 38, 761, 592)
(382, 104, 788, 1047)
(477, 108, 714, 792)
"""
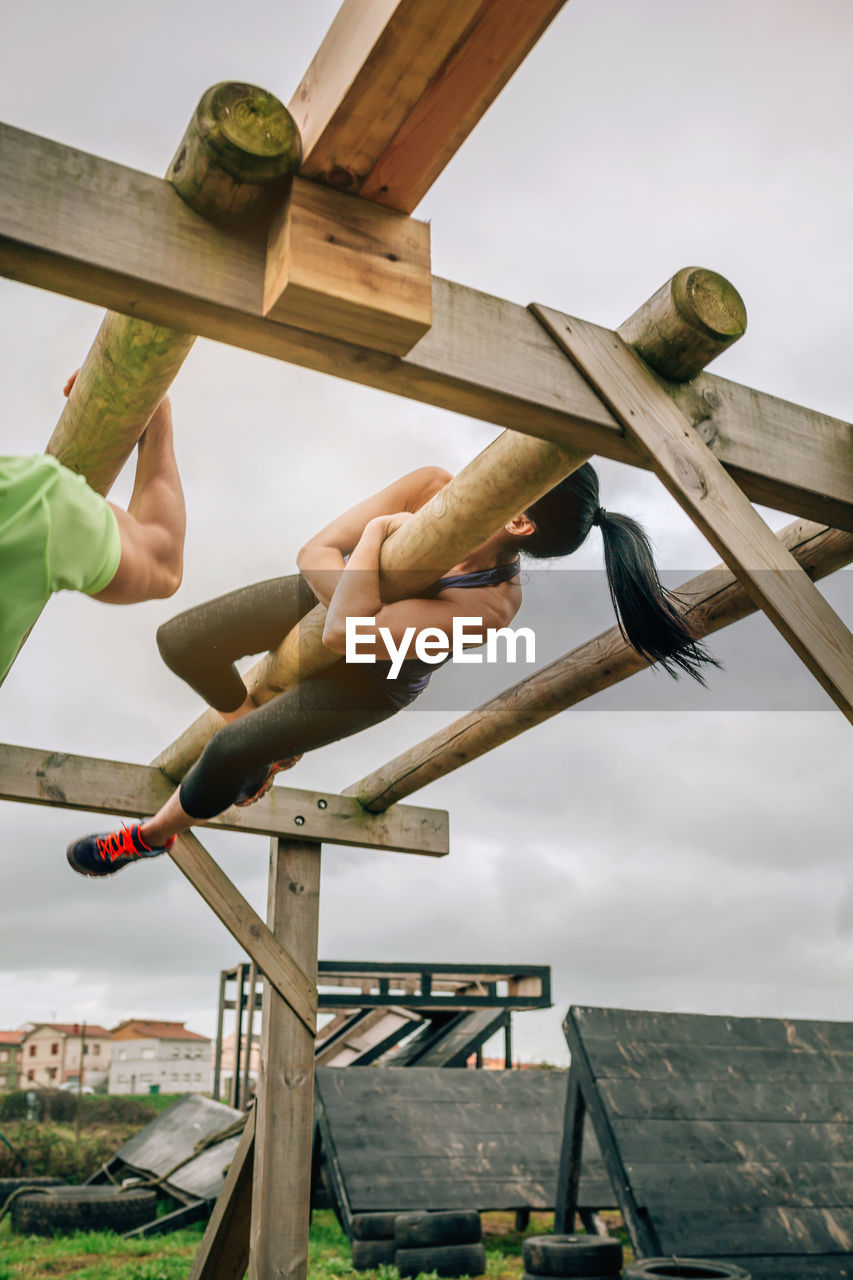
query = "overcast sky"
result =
(1, 0, 851, 1067)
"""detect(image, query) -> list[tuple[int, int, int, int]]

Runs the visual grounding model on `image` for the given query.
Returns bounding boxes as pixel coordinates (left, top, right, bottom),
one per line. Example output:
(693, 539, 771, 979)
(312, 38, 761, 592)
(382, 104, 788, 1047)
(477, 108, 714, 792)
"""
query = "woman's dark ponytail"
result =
(594, 507, 718, 682)
(524, 463, 719, 683)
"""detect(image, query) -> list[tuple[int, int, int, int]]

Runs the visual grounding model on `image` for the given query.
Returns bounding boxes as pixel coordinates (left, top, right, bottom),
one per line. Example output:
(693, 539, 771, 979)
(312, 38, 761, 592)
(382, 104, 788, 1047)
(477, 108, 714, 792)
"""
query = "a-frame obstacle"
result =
(1, 2, 852, 1277)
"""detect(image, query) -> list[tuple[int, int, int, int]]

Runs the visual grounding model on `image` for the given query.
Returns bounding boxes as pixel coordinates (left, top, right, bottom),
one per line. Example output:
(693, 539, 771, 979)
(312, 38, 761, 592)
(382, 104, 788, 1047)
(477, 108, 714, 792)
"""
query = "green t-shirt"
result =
(0, 454, 121, 680)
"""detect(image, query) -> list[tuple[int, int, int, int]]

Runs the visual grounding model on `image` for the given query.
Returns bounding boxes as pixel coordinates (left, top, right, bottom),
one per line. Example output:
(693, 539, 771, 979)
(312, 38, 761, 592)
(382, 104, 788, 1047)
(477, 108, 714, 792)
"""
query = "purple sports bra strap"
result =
(428, 560, 520, 593)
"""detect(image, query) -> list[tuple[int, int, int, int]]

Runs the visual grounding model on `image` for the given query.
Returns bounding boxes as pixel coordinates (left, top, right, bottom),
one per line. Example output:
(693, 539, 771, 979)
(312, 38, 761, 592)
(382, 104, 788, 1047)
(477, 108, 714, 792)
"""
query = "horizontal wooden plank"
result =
(332, 1125, 565, 1157)
(327, 1100, 568, 1142)
(335, 1175, 609, 1213)
(318, 1065, 567, 1107)
(572, 1007, 853, 1053)
(600, 1078, 853, 1124)
(650, 1204, 853, 1256)
(2, 123, 850, 530)
(629, 1160, 853, 1212)
(577, 1040, 853, 1084)
(0, 742, 448, 857)
(290, 0, 566, 213)
(612, 1118, 853, 1165)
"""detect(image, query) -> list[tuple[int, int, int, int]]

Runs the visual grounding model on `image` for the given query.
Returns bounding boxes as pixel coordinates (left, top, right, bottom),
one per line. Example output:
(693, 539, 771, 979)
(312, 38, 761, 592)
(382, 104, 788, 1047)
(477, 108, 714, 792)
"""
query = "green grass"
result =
(0, 1204, 629, 1280)
(0, 1209, 553, 1280)
(0, 1216, 205, 1279)
(118, 1095, 186, 1116)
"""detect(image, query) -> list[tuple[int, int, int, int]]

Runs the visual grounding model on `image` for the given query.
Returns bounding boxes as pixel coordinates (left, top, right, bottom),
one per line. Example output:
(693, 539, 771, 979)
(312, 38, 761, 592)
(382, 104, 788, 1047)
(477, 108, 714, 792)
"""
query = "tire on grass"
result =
(395, 1242, 487, 1278)
(351, 1211, 401, 1241)
(351, 1238, 398, 1269)
(623, 1261, 751, 1280)
(11, 1185, 157, 1236)
(523, 1234, 623, 1277)
(395, 1209, 482, 1247)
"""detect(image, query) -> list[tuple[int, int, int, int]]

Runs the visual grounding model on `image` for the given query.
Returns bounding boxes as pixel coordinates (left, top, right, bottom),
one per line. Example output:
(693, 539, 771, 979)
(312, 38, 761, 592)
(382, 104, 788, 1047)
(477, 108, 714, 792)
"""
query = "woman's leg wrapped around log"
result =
(177, 663, 400, 819)
(156, 574, 318, 712)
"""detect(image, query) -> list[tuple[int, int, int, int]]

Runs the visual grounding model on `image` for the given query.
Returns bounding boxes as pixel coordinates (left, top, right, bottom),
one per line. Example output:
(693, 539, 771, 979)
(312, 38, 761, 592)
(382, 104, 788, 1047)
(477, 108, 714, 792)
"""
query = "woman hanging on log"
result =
(66, 462, 717, 876)
(1, 374, 185, 685)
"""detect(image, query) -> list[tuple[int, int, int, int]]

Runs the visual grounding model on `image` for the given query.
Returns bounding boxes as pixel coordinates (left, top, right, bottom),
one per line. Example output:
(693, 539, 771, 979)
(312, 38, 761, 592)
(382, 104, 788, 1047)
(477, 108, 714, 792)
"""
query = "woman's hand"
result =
(363, 511, 414, 541)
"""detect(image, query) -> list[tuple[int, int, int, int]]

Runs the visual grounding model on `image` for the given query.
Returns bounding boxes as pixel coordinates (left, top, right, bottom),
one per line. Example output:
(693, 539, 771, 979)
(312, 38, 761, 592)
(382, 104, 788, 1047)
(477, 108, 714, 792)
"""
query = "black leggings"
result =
(156, 576, 399, 820)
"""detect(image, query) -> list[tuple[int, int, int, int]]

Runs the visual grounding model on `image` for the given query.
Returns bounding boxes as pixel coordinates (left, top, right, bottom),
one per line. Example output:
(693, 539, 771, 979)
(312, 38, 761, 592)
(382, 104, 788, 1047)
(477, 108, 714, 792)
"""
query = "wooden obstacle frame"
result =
(555, 1006, 853, 1279)
(215, 961, 551, 1102)
(1, 2, 852, 1276)
(314, 1065, 615, 1232)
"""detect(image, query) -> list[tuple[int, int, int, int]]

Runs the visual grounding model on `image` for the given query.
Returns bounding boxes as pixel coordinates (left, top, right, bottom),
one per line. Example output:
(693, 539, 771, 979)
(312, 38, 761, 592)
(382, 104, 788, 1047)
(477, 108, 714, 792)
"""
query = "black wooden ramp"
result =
(315, 1065, 613, 1230)
(556, 1005, 853, 1280)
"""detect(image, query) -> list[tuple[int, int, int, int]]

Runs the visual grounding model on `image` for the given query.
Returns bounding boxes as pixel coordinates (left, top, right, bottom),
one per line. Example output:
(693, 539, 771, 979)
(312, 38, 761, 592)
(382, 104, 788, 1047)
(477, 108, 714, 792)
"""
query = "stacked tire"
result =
(349, 1209, 486, 1275)
(522, 1233, 623, 1280)
(623, 1262, 751, 1279)
(394, 1210, 486, 1278)
(350, 1212, 402, 1271)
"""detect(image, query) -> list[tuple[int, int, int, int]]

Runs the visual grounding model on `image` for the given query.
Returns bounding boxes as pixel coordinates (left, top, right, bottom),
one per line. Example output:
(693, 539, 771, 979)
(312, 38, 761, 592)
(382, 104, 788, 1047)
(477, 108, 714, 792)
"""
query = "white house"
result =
(108, 1019, 212, 1095)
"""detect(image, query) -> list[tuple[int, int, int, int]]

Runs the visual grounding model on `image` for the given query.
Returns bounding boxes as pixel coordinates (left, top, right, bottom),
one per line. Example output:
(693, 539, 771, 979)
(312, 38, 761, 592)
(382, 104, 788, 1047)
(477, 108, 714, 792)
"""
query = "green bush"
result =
(0, 1090, 158, 1128)
(0, 1121, 142, 1181)
(0, 1092, 29, 1121)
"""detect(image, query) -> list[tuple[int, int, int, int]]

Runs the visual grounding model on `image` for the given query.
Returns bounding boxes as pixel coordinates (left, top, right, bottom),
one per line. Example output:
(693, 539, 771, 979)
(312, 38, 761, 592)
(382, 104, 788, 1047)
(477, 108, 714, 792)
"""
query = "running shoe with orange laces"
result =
(66, 823, 176, 877)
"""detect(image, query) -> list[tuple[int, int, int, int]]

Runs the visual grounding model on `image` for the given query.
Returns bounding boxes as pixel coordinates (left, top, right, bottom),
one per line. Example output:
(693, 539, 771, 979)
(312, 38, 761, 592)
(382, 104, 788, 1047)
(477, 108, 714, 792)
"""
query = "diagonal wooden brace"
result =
(170, 831, 317, 1036)
(188, 1106, 255, 1280)
(531, 305, 853, 724)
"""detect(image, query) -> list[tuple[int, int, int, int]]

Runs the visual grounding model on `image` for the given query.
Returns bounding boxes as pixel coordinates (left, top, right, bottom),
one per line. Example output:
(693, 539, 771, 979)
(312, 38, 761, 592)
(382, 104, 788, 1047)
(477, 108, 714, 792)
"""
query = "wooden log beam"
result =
(0, 742, 448, 856)
(535, 308, 853, 722)
(347, 520, 853, 810)
(2, 124, 850, 530)
(44, 86, 301, 496)
(155, 268, 745, 781)
(618, 266, 747, 382)
(250, 838, 321, 1280)
(154, 429, 590, 779)
(289, 0, 567, 212)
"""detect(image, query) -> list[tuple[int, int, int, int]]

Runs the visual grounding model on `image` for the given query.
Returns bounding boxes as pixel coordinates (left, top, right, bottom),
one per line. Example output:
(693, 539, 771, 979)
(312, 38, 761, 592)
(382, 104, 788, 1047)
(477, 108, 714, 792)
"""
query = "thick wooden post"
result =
(230, 963, 247, 1109)
(242, 962, 259, 1111)
(154, 429, 590, 779)
(250, 838, 321, 1280)
(554, 1072, 586, 1233)
(213, 969, 227, 1102)
(46, 82, 301, 495)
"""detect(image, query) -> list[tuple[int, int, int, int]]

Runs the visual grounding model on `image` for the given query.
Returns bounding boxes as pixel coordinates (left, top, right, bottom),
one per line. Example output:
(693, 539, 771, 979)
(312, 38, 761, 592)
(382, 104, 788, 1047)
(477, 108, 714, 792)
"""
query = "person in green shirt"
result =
(1, 375, 185, 683)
